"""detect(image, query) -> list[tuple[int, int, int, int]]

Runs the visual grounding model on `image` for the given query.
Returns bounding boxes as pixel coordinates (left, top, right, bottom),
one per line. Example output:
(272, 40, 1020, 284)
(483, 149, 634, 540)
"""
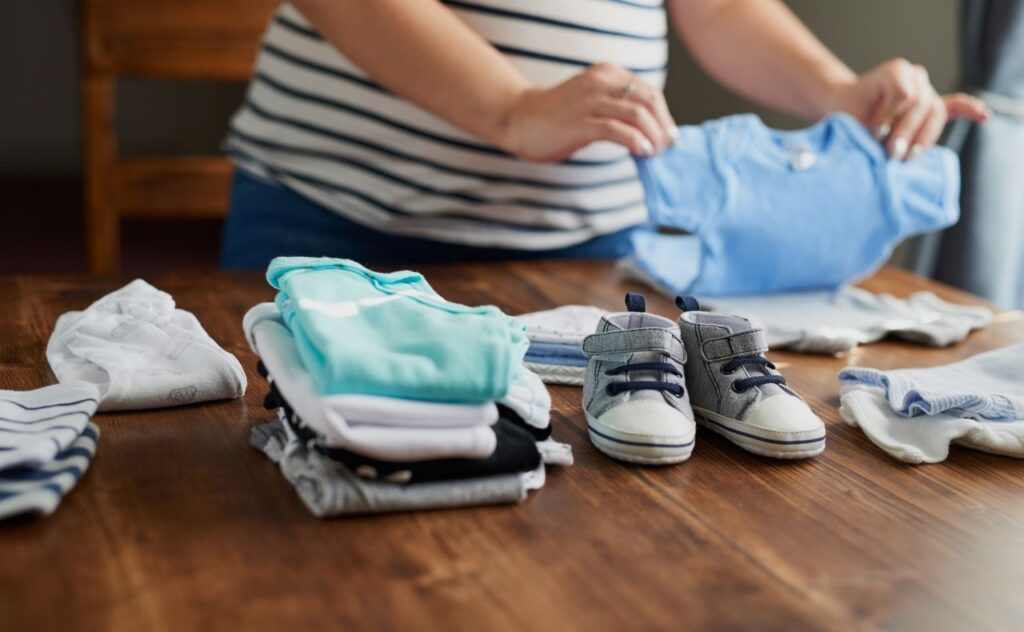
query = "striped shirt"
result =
(0, 382, 99, 471)
(0, 423, 99, 519)
(226, 0, 668, 250)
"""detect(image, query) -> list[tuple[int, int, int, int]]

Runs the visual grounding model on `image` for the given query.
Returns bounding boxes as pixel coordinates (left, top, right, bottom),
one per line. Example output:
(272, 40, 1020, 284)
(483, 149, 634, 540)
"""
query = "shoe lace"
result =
(722, 355, 787, 393)
(605, 362, 685, 397)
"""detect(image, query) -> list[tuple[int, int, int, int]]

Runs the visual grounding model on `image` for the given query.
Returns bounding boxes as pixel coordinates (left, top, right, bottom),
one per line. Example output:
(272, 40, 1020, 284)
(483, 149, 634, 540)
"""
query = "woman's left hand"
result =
(827, 58, 990, 160)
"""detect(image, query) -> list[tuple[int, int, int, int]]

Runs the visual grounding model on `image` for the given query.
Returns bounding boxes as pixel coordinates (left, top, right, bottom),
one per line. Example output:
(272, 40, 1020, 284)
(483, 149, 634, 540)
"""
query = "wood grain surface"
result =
(2, 262, 1023, 631)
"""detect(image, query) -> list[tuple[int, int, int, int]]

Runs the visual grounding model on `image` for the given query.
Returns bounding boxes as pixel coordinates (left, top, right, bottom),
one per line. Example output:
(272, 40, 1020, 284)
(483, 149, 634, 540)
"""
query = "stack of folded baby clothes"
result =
(0, 382, 101, 520)
(518, 305, 607, 385)
(245, 257, 572, 518)
(838, 342, 1024, 464)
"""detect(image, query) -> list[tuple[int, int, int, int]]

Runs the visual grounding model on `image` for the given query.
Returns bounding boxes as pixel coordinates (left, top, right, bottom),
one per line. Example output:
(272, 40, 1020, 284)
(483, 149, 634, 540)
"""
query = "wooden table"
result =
(3, 262, 1023, 631)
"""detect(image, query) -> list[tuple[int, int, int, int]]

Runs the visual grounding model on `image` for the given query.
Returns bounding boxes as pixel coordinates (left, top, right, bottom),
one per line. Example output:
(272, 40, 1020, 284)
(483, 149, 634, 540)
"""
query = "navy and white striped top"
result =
(0, 423, 99, 519)
(226, 0, 668, 250)
(0, 382, 99, 471)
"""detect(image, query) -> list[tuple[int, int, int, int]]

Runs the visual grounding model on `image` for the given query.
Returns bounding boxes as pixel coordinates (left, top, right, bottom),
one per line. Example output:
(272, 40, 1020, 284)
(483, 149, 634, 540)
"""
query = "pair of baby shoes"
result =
(582, 292, 826, 464)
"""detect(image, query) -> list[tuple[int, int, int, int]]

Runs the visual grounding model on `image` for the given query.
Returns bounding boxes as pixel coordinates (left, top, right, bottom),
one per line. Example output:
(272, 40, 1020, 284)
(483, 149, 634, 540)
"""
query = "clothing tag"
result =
(785, 141, 817, 171)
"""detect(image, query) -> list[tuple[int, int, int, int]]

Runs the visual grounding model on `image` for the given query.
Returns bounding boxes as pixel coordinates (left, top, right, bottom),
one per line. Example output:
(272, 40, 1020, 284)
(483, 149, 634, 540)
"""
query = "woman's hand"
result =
(827, 58, 990, 160)
(495, 63, 677, 163)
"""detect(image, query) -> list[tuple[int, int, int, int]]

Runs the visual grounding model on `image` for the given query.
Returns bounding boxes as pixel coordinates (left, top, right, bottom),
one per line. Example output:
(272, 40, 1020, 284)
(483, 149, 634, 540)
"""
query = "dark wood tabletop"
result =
(2, 262, 1023, 631)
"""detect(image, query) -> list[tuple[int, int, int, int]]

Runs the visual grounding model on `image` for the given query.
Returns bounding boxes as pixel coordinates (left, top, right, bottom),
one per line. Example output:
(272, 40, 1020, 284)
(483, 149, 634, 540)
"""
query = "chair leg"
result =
(82, 73, 119, 276)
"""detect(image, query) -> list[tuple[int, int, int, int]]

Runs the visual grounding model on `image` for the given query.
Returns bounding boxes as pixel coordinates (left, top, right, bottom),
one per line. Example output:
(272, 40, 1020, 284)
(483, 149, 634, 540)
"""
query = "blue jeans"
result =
(220, 171, 637, 269)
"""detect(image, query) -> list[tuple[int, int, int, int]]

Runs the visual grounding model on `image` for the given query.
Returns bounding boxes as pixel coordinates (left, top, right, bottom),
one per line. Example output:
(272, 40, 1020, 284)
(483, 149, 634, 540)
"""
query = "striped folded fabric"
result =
(0, 383, 101, 520)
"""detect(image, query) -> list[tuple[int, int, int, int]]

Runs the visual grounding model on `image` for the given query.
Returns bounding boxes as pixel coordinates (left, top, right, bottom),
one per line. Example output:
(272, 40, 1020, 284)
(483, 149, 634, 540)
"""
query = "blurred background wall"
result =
(1, 0, 961, 179)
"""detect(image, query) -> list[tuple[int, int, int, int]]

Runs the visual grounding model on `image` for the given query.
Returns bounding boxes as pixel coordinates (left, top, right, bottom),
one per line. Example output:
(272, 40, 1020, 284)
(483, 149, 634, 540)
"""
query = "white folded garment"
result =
(244, 304, 498, 462)
(47, 280, 246, 411)
(524, 362, 586, 386)
(840, 387, 1024, 464)
(0, 382, 100, 470)
(500, 367, 551, 431)
(839, 342, 1024, 420)
(518, 305, 607, 345)
(320, 394, 497, 428)
(702, 287, 992, 354)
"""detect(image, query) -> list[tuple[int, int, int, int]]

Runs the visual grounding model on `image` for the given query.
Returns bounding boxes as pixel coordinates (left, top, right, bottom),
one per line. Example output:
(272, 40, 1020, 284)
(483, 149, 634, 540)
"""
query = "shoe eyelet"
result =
(731, 382, 745, 393)
(605, 384, 617, 396)
(721, 367, 736, 375)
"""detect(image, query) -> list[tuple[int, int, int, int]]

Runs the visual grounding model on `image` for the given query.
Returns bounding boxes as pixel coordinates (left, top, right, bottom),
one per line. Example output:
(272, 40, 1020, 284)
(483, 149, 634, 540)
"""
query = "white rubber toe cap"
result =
(744, 395, 825, 437)
(587, 399, 696, 464)
(591, 399, 696, 445)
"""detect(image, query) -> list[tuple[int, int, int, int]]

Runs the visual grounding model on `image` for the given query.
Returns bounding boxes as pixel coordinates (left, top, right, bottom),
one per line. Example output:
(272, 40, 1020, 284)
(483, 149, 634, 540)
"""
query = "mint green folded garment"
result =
(267, 257, 527, 402)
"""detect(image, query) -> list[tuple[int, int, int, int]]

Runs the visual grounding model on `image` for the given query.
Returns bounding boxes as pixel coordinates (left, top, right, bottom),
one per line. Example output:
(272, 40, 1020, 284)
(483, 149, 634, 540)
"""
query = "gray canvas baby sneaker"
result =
(582, 293, 696, 465)
(675, 296, 826, 459)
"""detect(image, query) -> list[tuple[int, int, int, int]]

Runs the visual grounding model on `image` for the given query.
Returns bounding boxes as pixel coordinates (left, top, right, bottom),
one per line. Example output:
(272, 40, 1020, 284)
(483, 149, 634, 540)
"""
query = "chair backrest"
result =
(82, 0, 278, 79)
(81, 0, 279, 274)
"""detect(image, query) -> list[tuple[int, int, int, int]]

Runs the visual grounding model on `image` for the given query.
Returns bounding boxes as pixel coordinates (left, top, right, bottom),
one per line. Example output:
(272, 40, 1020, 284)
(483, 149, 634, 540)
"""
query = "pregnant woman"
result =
(221, 0, 988, 269)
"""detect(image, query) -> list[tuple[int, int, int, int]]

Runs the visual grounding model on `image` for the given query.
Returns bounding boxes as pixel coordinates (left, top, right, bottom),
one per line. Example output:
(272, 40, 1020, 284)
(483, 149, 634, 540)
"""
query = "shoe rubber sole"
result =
(693, 406, 826, 459)
(585, 412, 695, 465)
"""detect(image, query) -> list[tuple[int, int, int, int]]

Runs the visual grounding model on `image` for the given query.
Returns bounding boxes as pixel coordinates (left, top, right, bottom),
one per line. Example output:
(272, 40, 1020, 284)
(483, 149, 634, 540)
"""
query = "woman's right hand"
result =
(495, 62, 678, 163)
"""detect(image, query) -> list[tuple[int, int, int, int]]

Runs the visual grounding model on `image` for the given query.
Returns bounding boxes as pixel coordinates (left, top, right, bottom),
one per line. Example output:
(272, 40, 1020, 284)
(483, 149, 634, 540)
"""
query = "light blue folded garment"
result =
(525, 341, 588, 368)
(267, 257, 528, 403)
(838, 342, 1024, 420)
(527, 341, 586, 360)
(629, 113, 961, 296)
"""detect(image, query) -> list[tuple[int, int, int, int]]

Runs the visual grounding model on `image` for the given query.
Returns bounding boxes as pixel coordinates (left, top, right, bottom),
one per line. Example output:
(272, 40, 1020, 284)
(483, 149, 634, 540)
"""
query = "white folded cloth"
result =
(524, 363, 586, 386)
(499, 367, 551, 431)
(839, 342, 1024, 420)
(838, 342, 1024, 463)
(47, 280, 246, 411)
(840, 387, 1024, 464)
(518, 305, 607, 344)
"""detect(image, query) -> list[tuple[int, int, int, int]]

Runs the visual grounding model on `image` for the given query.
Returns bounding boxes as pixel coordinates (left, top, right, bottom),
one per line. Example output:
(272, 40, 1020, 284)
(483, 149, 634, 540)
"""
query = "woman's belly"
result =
(225, 1, 667, 249)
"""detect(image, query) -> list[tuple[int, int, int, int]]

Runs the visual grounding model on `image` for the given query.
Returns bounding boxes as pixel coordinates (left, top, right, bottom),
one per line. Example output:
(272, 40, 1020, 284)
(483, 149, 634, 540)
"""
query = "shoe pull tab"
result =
(675, 295, 700, 312)
(624, 292, 646, 313)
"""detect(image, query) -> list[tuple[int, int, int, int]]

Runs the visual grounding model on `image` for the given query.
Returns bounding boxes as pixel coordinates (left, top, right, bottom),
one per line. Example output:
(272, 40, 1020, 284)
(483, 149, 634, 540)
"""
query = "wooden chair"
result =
(81, 0, 279, 275)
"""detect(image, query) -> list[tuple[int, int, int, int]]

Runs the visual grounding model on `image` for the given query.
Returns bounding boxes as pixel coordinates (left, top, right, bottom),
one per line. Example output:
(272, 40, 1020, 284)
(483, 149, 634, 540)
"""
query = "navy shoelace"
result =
(722, 355, 787, 393)
(605, 362, 685, 397)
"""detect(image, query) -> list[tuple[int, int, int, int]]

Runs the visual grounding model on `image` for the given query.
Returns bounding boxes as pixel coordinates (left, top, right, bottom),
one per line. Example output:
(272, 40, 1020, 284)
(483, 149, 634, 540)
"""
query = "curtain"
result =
(912, 0, 1024, 308)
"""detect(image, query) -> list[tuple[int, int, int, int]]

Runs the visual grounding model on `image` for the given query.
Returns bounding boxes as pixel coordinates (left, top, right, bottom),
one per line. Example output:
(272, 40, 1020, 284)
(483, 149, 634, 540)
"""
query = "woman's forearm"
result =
(290, 0, 530, 146)
(669, 0, 857, 120)
(289, 0, 678, 161)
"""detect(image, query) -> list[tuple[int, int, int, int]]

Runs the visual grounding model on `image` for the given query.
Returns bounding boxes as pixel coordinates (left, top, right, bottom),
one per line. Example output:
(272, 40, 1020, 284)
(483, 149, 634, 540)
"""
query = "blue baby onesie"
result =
(629, 113, 961, 296)
(267, 257, 528, 403)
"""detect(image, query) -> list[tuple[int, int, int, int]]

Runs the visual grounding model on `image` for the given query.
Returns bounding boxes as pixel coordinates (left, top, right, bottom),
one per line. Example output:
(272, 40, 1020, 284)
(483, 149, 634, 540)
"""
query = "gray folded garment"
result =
(251, 421, 530, 518)
(621, 260, 993, 354)
(702, 288, 993, 354)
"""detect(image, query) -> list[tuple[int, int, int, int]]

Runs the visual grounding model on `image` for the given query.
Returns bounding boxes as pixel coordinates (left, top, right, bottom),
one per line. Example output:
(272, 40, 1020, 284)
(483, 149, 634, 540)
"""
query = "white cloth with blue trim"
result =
(838, 343, 1024, 463)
